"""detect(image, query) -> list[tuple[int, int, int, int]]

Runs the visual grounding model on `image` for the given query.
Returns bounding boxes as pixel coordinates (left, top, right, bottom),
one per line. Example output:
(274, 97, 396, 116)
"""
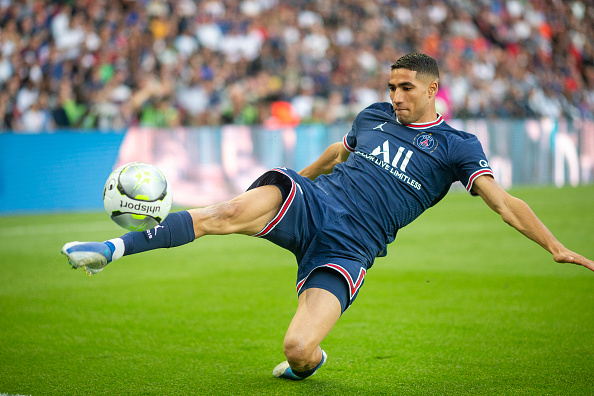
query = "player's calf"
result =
(61, 211, 196, 274)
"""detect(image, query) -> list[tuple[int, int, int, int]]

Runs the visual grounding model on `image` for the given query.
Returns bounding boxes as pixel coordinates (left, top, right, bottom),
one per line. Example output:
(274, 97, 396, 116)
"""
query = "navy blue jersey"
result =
(248, 102, 493, 305)
(313, 102, 493, 257)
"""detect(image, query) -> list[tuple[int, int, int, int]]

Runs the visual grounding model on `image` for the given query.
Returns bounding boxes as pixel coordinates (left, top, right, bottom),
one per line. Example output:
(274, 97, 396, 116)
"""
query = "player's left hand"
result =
(553, 249, 594, 272)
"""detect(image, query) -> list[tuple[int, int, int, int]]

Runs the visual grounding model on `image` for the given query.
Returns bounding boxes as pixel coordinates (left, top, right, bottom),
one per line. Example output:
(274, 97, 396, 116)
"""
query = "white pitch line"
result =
(0, 221, 119, 237)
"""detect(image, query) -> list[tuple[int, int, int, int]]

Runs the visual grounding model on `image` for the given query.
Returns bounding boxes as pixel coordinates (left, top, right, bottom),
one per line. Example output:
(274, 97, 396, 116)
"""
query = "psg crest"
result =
(414, 133, 437, 152)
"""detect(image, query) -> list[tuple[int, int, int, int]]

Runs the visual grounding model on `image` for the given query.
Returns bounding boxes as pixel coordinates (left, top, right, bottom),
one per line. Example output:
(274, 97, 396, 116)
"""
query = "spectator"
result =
(221, 82, 259, 125)
(18, 91, 53, 132)
(140, 96, 181, 128)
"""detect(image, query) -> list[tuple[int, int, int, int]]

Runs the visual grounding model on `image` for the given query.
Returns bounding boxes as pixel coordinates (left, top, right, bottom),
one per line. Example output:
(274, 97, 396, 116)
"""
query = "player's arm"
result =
(298, 141, 351, 181)
(472, 175, 594, 272)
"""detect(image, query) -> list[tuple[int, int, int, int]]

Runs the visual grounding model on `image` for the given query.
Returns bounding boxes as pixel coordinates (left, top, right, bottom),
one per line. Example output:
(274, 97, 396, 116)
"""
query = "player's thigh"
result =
(227, 185, 285, 235)
(189, 185, 284, 237)
(284, 287, 342, 351)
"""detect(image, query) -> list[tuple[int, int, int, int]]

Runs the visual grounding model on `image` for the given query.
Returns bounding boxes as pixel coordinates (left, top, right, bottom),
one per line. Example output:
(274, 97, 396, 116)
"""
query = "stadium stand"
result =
(0, 0, 592, 132)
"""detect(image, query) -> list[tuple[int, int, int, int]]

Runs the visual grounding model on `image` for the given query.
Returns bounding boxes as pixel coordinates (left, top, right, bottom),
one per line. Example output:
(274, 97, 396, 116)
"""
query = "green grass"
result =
(1, 185, 593, 395)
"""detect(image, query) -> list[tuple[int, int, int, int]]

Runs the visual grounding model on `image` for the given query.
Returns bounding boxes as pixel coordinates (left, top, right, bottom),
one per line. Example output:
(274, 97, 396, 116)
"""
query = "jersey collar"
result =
(397, 113, 444, 129)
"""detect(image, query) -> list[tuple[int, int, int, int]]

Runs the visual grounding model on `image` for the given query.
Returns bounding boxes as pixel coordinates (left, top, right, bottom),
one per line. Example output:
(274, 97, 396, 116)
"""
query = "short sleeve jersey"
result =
(313, 102, 493, 258)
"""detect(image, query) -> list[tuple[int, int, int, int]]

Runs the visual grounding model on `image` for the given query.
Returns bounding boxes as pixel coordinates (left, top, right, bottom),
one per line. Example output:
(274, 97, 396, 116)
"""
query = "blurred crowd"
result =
(0, 0, 593, 132)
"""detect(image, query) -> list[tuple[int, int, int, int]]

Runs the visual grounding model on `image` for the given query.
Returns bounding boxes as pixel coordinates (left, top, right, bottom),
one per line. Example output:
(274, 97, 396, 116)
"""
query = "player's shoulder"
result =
(355, 102, 396, 121)
(436, 120, 471, 138)
(436, 120, 480, 144)
(364, 102, 394, 114)
(434, 121, 486, 160)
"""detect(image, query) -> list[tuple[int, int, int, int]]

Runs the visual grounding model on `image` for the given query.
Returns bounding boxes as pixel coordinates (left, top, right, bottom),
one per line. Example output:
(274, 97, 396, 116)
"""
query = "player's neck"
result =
(413, 110, 439, 124)
(399, 111, 441, 126)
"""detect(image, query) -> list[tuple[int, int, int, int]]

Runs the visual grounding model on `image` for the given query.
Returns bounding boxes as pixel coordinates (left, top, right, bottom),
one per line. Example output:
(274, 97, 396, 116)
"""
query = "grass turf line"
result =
(0, 185, 593, 395)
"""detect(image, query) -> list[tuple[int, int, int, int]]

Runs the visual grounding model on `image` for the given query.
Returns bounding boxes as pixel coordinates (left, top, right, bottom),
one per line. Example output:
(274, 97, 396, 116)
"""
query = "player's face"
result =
(388, 68, 437, 125)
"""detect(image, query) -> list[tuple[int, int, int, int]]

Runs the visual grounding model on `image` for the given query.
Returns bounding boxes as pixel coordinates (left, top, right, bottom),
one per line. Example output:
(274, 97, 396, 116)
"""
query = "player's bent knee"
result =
(283, 334, 317, 368)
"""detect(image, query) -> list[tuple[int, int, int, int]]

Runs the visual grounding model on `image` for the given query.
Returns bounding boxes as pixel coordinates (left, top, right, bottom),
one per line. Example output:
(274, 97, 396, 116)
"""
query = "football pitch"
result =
(1, 185, 593, 395)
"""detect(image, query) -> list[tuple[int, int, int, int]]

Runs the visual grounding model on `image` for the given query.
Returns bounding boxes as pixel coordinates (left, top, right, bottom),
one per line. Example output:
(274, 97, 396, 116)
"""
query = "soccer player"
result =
(62, 53, 594, 380)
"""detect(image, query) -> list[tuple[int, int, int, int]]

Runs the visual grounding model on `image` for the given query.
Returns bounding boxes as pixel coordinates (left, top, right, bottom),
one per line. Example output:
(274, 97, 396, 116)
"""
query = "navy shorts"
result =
(247, 168, 369, 312)
(299, 267, 350, 313)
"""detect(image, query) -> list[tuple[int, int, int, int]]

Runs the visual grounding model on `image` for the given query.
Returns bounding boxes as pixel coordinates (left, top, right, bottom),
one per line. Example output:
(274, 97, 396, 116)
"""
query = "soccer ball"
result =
(103, 162, 172, 232)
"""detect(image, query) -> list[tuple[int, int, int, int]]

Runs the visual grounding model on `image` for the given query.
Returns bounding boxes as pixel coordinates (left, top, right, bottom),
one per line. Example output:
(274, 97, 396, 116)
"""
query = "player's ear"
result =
(427, 80, 438, 99)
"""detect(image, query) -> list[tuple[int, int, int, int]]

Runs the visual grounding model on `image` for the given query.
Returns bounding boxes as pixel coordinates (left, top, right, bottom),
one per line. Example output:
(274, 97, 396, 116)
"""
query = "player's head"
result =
(389, 53, 439, 125)
(391, 53, 440, 81)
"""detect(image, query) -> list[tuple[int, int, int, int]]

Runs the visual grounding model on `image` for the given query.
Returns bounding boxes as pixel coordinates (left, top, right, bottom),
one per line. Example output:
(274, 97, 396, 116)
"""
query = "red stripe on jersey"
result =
(323, 263, 366, 299)
(297, 277, 307, 291)
(405, 114, 444, 129)
(252, 168, 296, 237)
(296, 263, 367, 301)
(466, 169, 493, 193)
(343, 134, 355, 152)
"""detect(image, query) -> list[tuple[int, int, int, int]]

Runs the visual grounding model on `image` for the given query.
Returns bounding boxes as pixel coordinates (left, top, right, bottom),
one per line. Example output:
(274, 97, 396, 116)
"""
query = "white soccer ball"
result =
(103, 162, 172, 232)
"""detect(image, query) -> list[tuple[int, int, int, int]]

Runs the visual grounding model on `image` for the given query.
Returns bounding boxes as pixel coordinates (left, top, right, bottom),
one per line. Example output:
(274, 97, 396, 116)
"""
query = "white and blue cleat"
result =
(273, 349, 327, 380)
(61, 241, 112, 276)
(272, 361, 302, 380)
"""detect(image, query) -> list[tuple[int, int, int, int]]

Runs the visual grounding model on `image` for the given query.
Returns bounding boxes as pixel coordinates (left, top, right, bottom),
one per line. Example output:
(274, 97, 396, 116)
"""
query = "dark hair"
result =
(391, 53, 439, 80)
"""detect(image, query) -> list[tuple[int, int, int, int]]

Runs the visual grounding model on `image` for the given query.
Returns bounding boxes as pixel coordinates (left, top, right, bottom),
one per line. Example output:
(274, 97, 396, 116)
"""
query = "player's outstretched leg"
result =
(61, 186, 284, 275)
(273, 288, 342, 380)
(61, 210, 195, 275)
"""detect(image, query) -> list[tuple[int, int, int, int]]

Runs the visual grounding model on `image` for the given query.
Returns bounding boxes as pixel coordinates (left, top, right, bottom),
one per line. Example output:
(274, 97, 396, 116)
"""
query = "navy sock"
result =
(291, 350, 326, 379)
(120, 210, 196, 256)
